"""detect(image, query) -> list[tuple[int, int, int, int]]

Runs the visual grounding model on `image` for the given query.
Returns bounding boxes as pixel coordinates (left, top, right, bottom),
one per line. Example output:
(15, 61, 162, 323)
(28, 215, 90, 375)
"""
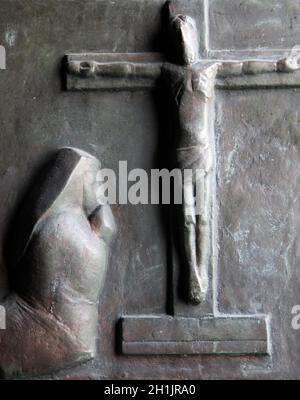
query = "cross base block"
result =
(121, 316, 269, 356)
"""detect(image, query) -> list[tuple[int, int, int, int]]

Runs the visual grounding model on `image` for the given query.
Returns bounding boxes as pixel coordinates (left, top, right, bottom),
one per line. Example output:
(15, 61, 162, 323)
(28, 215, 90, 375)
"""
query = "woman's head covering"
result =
(32, 147, 101, 220)
(6, 147, 101, 273)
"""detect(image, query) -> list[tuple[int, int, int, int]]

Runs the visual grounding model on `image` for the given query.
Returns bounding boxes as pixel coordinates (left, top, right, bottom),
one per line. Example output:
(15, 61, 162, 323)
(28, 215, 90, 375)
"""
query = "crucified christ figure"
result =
(68, 2, 300, 306)
(163, 4, 300, 304)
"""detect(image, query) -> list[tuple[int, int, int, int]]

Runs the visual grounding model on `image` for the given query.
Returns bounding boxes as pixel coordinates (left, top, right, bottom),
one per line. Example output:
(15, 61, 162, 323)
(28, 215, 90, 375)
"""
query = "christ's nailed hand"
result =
(278, 48, 300, 72)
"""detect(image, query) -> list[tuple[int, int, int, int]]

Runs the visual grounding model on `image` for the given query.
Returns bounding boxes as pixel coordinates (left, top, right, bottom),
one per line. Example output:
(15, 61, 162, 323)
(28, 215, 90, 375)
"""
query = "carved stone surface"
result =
(1, 0, 300, 380)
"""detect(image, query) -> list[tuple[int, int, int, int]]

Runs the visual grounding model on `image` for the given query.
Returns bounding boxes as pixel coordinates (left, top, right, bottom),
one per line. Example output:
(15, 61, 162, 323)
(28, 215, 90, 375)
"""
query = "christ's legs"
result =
(195, 169, 211, 301)
(180, 163, 211, 305)
(182, 175, 198, 304)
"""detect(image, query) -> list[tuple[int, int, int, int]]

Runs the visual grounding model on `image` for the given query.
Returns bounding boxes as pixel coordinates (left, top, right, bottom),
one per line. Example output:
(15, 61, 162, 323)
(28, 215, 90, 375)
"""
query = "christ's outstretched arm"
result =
(217, 50, 300, 77)
(68, 60, 162, 80)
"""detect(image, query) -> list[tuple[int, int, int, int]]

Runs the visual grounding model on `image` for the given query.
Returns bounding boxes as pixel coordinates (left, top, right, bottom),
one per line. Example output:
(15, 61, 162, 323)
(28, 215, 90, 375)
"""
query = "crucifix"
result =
(65, 1, 300, 355)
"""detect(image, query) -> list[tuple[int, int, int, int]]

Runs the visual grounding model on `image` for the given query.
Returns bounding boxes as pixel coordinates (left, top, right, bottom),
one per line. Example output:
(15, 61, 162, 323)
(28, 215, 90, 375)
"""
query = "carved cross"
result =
(65, 1, 300, 356)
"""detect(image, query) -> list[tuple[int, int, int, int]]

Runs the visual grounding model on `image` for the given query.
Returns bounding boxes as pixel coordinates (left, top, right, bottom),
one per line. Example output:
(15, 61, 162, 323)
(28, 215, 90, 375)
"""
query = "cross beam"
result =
(66, 52, 300, 91)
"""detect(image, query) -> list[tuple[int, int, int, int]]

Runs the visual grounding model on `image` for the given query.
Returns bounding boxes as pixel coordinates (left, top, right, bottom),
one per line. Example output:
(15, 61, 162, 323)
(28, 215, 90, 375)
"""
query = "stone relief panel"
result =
(1, 0, 300, 379)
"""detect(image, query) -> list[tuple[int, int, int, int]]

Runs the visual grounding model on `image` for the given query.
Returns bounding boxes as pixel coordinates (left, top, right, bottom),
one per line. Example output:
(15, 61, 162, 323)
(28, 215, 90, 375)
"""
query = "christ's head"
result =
(168, 13, 199, 65)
